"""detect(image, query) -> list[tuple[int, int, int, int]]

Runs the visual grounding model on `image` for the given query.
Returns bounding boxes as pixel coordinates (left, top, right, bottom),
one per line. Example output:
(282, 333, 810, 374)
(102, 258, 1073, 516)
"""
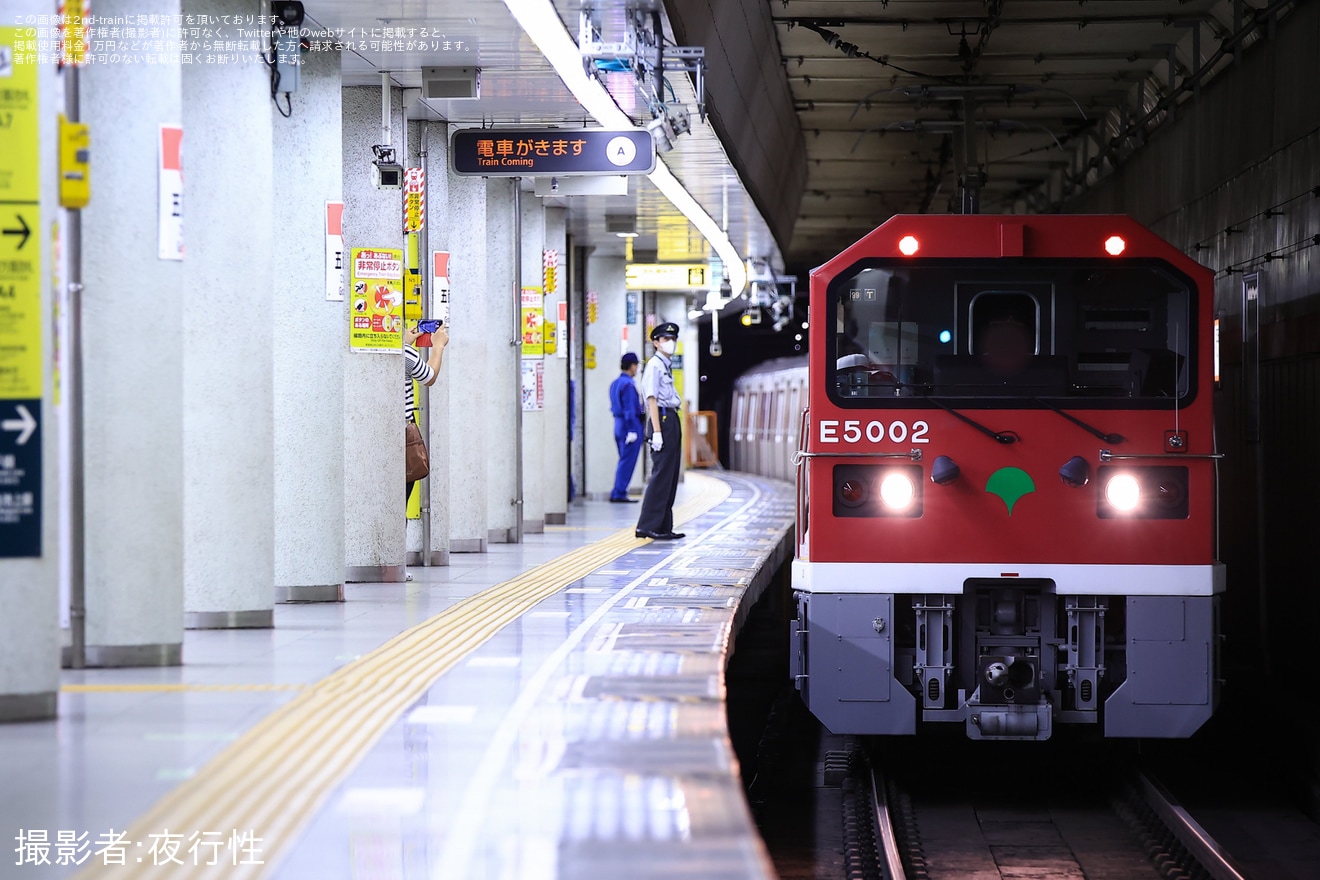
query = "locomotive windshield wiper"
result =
(912, 389, 1020, 444)
(1033, 398, 1125, 444)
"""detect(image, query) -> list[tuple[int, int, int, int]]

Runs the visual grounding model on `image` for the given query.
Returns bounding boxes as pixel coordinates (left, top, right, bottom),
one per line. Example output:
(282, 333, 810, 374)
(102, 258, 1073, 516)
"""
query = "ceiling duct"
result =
(421, 67, 481, 100)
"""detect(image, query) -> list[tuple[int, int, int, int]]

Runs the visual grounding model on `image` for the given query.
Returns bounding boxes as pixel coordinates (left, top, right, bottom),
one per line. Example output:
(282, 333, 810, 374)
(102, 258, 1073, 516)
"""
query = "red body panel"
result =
(804, 215, 1216, 568)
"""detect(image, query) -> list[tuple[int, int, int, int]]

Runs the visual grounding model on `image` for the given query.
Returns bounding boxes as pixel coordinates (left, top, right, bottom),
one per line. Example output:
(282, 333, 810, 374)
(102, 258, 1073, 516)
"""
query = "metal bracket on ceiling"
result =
(578, 6, 706, 127)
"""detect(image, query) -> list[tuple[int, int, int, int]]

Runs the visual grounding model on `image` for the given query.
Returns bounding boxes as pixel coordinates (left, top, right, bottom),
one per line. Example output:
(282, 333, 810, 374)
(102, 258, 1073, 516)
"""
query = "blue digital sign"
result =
(451, 129, 655, 177)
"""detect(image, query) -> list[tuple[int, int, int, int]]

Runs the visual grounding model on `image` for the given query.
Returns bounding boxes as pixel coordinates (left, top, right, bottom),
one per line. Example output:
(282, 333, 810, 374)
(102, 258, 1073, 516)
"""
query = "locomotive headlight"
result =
(879, 472, 915, 510)
(1104, 474, 1141, 512)
(838, 479, 867, 507)
(1096, 465, 1189, 519)
(834, 464, 923, 517)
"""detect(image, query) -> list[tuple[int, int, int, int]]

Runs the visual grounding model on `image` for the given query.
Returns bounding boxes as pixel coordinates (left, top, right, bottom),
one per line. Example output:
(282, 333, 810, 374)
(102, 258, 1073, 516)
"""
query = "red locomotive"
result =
(788, 214, 1222, 740)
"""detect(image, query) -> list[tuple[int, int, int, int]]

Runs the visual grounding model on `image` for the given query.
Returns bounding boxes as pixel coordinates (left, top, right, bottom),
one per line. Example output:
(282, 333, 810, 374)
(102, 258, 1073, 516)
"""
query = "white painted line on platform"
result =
(466, 656, 521, 668)
(407, 705, 478, 725)
(336, 787, 427, 816)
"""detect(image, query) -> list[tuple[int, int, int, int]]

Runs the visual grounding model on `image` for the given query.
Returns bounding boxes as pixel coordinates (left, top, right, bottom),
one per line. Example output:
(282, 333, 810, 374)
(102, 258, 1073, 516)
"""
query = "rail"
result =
(869, 761, 908, 880)
(1137, 772, 1251, 880)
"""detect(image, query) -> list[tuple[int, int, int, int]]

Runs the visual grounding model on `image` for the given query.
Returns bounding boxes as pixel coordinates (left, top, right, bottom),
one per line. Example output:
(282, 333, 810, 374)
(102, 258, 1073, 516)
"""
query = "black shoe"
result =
(663, 532, 686, 539)
(635, 528, 670, 539)
(610, 497, 638, 503)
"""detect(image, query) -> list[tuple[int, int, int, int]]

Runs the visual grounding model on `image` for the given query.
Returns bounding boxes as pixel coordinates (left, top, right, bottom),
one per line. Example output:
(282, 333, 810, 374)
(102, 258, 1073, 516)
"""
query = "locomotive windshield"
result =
(830, 260, 1194, 407)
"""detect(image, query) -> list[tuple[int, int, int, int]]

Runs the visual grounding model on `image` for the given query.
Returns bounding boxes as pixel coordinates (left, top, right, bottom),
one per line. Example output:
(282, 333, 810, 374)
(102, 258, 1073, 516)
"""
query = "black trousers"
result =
(637, 408, 682, 534)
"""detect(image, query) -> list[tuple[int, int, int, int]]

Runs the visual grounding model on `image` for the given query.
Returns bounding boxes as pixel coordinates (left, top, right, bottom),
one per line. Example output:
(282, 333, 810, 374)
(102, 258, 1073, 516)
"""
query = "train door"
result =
(771, 382, 788, 481)
(730, 390, 744, 472)
(786, 379, 802, 478)
(746, 389, 761, 474)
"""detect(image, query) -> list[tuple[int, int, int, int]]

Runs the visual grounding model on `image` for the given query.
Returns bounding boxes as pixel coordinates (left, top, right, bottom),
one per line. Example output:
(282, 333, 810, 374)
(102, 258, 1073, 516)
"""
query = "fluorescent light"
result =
(502, 0, 748, 298)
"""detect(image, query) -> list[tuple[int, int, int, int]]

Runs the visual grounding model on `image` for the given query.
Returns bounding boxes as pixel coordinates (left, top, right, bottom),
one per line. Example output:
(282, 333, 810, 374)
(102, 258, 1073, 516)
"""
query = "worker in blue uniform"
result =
(635, 323, 685, 540)
(609, 352, 645, 502)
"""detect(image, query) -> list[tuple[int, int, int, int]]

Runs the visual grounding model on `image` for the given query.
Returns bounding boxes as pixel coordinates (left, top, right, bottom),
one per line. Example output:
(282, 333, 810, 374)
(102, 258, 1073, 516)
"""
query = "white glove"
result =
(625, 432, 638, 444)
(650, 434, 664, 453)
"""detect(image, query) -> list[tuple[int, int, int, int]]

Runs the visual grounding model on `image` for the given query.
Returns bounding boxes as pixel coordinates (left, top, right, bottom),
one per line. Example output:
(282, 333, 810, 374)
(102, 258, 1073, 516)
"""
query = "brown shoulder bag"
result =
(405, 421, 430, 482)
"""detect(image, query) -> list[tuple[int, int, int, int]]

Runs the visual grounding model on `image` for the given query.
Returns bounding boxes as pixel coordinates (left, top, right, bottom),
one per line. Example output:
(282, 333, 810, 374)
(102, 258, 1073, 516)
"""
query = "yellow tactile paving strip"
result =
(74, 473, 730, 880)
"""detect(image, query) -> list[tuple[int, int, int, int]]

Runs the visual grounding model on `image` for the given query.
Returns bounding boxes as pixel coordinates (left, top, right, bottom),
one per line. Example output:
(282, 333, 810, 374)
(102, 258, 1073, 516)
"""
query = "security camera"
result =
(272, 0, 304, 29)
(646, 107, 693, 154)
(647, 115, 675, 153)
(666, 106, 690, 136)
(371, 144, 403, 190)
(374, 163, 403, 189)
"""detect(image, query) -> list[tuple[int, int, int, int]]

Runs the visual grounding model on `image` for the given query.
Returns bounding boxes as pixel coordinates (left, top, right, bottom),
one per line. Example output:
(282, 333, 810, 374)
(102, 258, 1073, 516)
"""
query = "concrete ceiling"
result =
(297, 0, 1298, 278)
(767, 0, 1298, 268)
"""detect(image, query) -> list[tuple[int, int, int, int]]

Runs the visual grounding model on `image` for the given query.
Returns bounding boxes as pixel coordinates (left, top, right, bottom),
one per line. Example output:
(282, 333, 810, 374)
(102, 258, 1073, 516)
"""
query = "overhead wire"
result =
(1191, 185, 1320, 252)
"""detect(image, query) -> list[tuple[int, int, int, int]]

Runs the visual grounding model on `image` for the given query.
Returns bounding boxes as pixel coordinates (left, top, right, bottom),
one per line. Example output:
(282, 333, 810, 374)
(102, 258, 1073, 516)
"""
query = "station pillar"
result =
(79, 0, 186, 667)
(542, 207, 570, 523)
(341, 85, 405, 582)
(180, 0, 275, 628)
(519, 196, 547, 534)
(441, 144, 489, 552)
(0, 6, 60, 718)
(584, 254, 627, 499)
(272, 35, 346, 601)
(413, 120, 449, 566)
(484, 179, 519, 544)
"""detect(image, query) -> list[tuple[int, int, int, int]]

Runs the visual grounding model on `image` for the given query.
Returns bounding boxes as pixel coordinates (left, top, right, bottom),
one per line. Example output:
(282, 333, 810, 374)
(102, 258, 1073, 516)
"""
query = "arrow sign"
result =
(2, 213, 31, 250)
(2, 404, 36, 445)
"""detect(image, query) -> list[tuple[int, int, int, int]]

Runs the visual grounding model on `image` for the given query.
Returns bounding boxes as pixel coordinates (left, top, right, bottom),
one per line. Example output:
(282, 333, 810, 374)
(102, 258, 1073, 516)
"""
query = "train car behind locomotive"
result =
(789, 214, 1222, 741)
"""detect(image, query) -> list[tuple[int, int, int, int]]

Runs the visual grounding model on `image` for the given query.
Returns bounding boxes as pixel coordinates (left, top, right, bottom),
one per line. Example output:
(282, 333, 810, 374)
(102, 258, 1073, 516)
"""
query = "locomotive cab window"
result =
(829, 260, 1195, 408)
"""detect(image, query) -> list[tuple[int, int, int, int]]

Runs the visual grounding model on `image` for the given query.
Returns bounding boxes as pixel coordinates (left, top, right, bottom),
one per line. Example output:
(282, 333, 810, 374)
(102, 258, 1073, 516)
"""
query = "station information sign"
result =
(451, 129, 655, 177)
(1, 27, 43, 558)
(625, 263, 708, 291)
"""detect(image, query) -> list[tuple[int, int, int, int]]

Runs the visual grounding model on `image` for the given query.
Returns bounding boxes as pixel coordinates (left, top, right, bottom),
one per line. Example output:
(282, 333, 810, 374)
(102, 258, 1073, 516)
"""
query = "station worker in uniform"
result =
(635, 322, 685, 540)
(609, 352, 645, 503)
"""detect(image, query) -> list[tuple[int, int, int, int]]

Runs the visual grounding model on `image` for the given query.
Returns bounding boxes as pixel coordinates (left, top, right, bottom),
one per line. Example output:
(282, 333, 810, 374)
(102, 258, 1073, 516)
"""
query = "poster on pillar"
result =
(157, 124, 184, 260)
(557, 301, 568, 359)
(348, 247, 404, 352)
(521, 359, 544, 412)
(521, 287, 544, 357)
(325, 202, 345, 301)
(431, 251, 450, 322)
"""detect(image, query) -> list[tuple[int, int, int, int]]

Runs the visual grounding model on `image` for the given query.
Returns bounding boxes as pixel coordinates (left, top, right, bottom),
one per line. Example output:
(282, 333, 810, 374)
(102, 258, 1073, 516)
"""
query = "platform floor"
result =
(3, 471, 795, 880)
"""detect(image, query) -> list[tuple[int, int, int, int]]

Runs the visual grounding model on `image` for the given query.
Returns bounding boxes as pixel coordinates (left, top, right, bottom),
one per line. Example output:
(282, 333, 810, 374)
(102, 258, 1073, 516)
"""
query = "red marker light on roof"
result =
(1104, 235, 1126, 256)
(898, 235, 919, 256)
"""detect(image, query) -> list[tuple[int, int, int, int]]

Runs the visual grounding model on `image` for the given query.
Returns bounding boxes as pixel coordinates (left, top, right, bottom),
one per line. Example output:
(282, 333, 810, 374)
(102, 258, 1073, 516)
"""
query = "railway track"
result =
(837, 745, 1253, 880)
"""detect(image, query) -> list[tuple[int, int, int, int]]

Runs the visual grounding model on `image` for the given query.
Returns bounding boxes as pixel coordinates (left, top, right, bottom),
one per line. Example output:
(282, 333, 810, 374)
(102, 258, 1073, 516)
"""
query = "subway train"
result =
(731, 214, 1222, 741)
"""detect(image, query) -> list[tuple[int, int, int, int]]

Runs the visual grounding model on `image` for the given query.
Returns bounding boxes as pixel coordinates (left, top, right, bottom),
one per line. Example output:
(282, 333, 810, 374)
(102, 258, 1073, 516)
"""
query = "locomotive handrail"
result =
(1100, 449, 1225, 461)
(791, 448, 924, 465)
(795, 408, 810, 557)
